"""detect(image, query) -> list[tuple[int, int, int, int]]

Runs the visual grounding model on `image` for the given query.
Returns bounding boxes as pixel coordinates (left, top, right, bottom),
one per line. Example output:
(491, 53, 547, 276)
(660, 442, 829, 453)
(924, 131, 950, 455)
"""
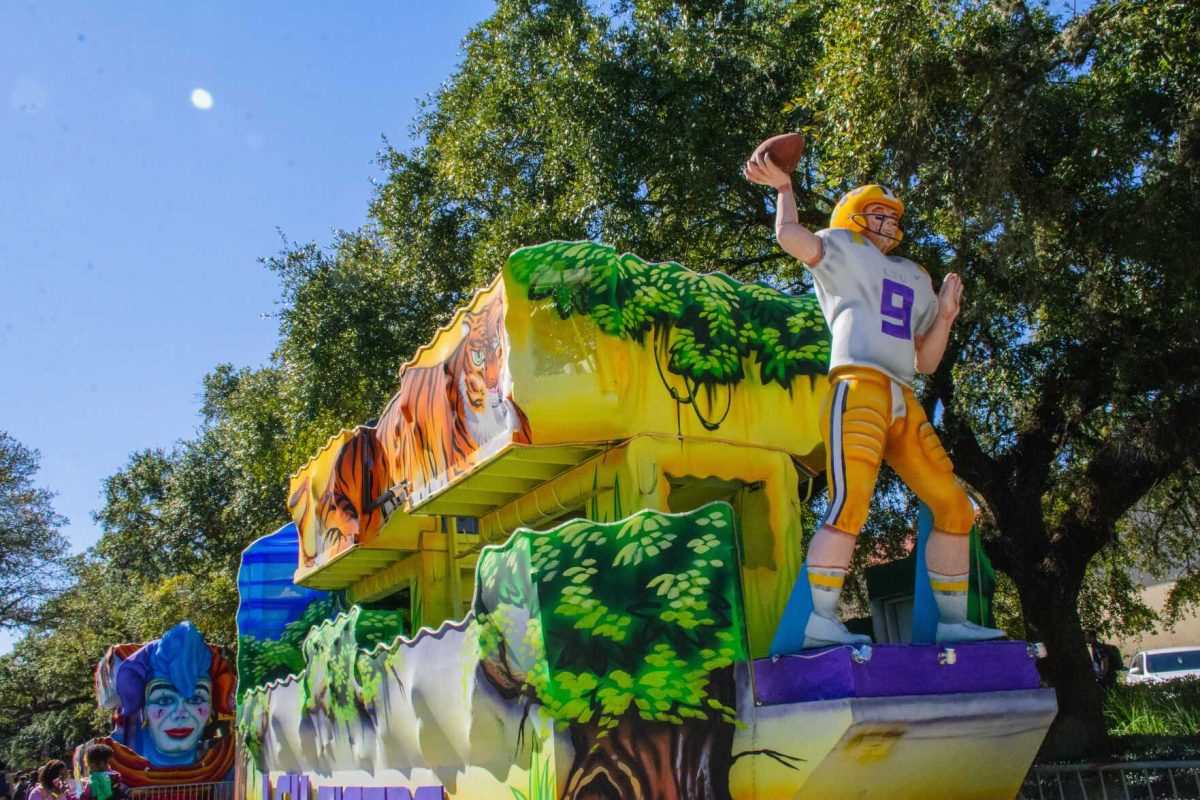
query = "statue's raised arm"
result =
(743, 133, 824, 267)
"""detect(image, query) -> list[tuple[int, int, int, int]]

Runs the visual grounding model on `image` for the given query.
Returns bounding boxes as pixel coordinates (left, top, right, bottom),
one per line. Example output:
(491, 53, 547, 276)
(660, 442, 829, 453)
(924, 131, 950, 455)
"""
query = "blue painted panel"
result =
(237, 524, 327, 641)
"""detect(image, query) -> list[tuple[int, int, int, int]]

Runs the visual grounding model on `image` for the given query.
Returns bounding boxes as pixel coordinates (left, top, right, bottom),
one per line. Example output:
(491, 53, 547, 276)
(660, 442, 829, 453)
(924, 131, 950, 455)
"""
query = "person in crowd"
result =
(27, 761, 75, 800)
(1088, 633, 1123, 689)
(78, 746, 126, 800)
(13, 771, 32, 800)
(18, 770, 33, 800)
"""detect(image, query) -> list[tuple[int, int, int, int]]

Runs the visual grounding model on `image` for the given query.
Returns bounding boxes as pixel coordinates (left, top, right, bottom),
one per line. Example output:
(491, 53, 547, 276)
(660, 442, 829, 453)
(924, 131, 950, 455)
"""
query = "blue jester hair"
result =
(115, 621, 211, 716)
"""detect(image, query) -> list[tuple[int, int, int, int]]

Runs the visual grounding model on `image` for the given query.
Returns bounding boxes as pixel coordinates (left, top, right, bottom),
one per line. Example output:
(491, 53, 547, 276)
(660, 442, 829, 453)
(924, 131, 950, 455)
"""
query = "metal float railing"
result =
(1021, 761, 1200, 800)
(127, 783, 235, 800)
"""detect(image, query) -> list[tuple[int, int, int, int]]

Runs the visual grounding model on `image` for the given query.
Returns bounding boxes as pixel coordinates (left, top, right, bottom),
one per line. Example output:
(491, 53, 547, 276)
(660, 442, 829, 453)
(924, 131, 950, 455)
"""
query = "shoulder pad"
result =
(822, 228, 865, 247)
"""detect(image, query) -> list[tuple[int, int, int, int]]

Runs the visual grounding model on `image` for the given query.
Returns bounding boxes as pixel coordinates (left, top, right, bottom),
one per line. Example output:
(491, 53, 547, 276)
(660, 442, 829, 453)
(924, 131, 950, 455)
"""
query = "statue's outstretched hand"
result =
(938, 273, 964, 322)
(744, 153, 791, 190)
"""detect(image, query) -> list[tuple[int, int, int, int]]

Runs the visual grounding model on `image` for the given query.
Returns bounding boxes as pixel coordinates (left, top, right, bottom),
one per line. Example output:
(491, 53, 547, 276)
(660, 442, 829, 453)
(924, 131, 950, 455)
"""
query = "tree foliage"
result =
(0, 432, 69, 628)
(0, 561, 139, 765)
(375, 0, 824, 283)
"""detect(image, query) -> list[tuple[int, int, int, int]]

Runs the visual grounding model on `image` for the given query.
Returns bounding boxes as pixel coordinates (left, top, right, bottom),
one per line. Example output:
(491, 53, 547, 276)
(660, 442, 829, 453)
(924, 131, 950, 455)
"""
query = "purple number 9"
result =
(880, 278, 914, 339)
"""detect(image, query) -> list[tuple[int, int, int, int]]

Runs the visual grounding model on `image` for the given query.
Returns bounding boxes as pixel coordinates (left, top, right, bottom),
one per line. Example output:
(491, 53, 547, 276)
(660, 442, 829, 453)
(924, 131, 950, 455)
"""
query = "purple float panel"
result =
(317, 787, 342, 800)
(360, 789, 385, 800)
(754, 641, 1042, 706)
(412, 789, 444, 800)
(384, 790, 412, 800)
(275, 776, 312, 800)
(342, 788, 362, 800)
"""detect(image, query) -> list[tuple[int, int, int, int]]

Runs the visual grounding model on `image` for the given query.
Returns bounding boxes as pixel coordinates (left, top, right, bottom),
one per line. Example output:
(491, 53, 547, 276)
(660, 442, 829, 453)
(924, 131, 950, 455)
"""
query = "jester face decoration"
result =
(144, 677, 212, 758)
(113, 621, 216, 767)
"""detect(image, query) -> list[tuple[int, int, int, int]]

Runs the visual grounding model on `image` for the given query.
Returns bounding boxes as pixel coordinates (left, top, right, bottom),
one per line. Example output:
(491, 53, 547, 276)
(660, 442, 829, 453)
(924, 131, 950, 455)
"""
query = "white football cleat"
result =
(803, 613, 873, 648)
(936, 621, 1005, 643)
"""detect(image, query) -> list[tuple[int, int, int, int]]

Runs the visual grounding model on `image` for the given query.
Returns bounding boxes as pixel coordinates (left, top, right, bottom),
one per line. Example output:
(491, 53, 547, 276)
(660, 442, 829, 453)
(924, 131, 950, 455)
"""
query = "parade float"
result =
(81, 622, 237, 793)
(234, 240, 1057, 800)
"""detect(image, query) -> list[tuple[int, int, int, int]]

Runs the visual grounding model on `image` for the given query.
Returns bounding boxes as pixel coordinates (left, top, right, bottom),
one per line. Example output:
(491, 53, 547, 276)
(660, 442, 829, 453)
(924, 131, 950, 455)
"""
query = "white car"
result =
(1125, 646, 1200, 684)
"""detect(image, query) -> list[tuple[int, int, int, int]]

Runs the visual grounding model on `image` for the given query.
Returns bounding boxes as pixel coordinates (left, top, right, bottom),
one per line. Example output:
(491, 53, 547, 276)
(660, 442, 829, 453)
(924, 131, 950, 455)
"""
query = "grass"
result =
(1104, 676, 1200, 736)
(510, 731, 556, 800)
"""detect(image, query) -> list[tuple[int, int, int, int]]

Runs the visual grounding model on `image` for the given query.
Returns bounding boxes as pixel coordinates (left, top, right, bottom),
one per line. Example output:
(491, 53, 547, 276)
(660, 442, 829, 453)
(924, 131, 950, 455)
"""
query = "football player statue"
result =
(745, 145, 1004, 650)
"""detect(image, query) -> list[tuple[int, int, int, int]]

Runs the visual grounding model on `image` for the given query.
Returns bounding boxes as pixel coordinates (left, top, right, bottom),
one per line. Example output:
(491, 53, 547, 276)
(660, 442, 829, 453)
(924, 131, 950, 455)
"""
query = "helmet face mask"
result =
(850, 209, 902, 245)
(830, 185, 905, 253)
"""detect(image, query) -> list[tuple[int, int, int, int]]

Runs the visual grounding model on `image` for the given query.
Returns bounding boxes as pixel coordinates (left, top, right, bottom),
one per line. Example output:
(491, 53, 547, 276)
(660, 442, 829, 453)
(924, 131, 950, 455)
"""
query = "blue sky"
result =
(1, 3, 495, 584)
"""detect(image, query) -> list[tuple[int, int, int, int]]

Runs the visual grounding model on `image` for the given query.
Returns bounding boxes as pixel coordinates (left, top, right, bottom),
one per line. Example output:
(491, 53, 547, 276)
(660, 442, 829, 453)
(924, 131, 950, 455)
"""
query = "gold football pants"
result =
(820, 366, 973, 536)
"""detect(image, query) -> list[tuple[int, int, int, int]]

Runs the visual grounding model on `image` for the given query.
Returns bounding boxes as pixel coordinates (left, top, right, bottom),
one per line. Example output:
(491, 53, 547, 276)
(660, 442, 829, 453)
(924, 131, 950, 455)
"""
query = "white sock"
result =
(809, 566, 846, 619)
(928, 570, 970, 624)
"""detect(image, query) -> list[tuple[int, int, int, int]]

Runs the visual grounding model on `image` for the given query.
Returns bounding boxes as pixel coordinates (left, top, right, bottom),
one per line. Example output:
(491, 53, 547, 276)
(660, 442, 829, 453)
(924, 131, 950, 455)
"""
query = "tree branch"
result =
(1061, 390, 1200, 563)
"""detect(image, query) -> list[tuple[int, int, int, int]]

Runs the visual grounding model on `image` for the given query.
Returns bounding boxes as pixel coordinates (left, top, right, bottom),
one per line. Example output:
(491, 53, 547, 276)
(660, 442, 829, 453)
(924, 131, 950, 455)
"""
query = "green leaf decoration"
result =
(506, 241, 830, 389)
(236, 597, 403, 701)
(474, 503, 747, 733)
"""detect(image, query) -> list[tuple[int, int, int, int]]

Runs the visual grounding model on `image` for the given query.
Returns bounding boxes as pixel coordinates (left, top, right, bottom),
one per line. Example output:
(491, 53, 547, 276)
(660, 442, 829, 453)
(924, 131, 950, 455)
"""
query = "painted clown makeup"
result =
(144, 678, 211, 756)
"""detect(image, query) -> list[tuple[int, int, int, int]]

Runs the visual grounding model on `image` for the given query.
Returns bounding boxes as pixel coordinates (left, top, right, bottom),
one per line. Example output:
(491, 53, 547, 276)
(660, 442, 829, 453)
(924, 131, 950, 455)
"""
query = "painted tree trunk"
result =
(562, 669, 735, 800)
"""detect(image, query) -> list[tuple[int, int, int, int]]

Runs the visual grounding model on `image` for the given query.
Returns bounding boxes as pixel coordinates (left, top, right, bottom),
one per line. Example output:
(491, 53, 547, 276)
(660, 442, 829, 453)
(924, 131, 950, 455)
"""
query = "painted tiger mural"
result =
(301, 295, 531, 562)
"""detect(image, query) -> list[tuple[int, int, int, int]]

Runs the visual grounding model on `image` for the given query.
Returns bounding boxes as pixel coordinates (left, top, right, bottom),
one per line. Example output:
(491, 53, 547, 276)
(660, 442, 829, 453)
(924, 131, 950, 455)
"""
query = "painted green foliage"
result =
(236, 635, 305, 699)
(237, 597, 404, 700)
(475, 503, 746, 733)
(236, 688, 267, 764)
(300, 607, 379, 721)
(296, 605, 406, 720)
(236, 601, 404, 760)
(506, 241, 830, 389)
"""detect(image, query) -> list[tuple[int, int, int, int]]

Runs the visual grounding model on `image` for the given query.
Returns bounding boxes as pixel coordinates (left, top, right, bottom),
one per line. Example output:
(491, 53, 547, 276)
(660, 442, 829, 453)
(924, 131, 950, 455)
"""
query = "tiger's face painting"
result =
(456, 299, 519, 448)
(301, 290, 532, 561)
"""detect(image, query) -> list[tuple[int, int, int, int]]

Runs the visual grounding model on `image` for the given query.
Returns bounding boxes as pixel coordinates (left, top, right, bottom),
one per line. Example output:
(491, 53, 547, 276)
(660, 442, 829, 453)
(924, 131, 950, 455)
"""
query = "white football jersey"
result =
(809, 228, 939, 386)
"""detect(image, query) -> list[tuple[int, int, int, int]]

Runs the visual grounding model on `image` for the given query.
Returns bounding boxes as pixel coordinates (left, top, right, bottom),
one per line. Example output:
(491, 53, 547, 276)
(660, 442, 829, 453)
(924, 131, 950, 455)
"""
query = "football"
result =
(750, 132, 805, 174)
